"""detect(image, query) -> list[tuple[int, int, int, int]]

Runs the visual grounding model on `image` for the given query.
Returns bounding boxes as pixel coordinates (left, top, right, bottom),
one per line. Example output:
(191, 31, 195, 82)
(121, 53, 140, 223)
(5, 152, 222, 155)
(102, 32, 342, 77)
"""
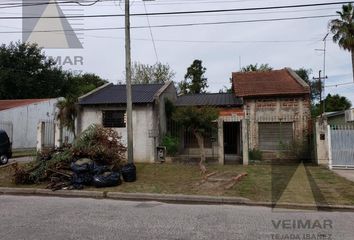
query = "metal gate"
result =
(0, 121, 13, 142)
(42, 120, 55, 148)
(329, 125, 354, 168)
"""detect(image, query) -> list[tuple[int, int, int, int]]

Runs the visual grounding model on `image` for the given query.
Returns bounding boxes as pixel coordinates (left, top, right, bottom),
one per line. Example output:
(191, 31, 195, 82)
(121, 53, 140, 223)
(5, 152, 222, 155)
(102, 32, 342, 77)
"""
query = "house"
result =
(232, 68, 311, 160)
(174, 93, 244, 164)
(0, 98, 59, 149)
(77, 82, 177, 163)
(323, 109, 354, 126)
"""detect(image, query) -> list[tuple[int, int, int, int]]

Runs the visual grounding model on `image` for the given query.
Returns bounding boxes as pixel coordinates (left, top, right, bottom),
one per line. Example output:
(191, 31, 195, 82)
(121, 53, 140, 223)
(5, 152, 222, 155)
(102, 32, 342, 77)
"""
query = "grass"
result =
(11, 149, 37, 158)
(1, 162, 354, 205)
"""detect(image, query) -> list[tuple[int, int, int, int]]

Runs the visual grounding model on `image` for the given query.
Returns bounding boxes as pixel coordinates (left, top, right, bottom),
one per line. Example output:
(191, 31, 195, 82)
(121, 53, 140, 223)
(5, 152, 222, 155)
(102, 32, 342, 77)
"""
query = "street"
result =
(0, 195, 354, 240)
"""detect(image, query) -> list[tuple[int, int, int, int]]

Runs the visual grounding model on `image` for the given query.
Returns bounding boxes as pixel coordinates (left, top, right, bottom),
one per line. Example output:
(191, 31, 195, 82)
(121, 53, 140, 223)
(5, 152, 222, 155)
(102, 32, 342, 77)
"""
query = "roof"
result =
(323, 111, 345, 118)
(232, 68, 310, 97)
(175, 93, 243, 107)
(78, 83, 165, 105)
(0, 99, 51, 111)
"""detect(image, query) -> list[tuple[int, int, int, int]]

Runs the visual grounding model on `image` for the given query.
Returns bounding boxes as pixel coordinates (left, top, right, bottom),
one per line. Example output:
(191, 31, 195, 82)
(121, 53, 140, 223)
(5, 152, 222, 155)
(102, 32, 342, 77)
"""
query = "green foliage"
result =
(294, 68, 321, 102)
(178, 59, 208, 94)
(0, 41, 67, 99)
(72, 124, 126, 168)
(330, 3, 354, 52)
(241, 63, 273, 72)
(66, 73, 108, 99)
(162, 135, 179, 156)
(165, 99, 175, 120)
(249, 149, 262, 161)
(172, 106, 218, 135)
(57, 98, 77, 137)
(131, 62, 175, 84)
(313, 94, 352, 116)
(0, 41, 107, 100)
(12, 125, 126, 184)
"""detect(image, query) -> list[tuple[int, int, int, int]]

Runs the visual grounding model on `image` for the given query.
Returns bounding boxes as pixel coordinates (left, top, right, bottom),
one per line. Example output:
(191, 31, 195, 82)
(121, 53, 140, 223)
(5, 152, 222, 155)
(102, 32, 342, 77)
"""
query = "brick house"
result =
(232, 68, 311, 160)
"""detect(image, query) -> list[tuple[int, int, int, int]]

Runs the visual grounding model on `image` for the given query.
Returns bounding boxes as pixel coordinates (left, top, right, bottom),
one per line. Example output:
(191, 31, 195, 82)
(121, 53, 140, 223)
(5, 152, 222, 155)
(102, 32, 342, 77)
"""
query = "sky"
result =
(1, 0, 354, 103)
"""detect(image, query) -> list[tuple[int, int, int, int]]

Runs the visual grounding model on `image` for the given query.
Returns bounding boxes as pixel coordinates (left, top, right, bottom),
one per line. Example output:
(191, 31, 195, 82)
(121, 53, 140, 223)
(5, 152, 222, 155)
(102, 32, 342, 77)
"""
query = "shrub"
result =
(249, 148, 262, 160)
(279, 139, 311, 162)
(162, 135, 179, 156)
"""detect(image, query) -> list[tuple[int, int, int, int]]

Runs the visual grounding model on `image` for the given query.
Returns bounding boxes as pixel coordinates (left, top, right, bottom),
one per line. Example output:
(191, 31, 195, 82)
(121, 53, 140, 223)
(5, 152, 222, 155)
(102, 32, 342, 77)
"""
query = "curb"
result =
(1, 187, 354, 212)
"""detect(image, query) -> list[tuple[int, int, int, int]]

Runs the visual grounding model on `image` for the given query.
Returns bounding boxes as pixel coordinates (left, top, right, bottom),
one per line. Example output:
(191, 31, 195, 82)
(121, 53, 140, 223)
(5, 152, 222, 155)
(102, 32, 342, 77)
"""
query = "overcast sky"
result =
(1, 0, 354, 103)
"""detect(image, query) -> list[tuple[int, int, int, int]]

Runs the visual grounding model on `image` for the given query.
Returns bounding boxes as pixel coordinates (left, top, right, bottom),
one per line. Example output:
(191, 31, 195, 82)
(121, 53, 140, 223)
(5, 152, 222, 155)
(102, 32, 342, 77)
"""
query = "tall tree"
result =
(330, 3, 354, 81)
(178, 59, 208, 94)
(131, 62, 175, 84)
(0, 42, 68, 99)
(172, 106, 218, 174)
(241, 63, 273, 72)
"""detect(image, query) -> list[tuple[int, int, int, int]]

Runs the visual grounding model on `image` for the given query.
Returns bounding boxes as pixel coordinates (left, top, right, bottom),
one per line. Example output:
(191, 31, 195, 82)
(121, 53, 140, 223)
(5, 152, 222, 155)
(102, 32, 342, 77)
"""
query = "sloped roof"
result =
(78, 83, 165, 105)
(0, 99, 51, 111)
(175, 93, 243, 107)
(232, 68, 310, 97)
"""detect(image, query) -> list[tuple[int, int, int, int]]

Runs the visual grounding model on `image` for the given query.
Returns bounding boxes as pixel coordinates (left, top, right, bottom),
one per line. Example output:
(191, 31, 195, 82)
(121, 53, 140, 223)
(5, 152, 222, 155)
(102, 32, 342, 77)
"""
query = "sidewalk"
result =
(1, 187, 354, 212)
(333, 169, 354, 182)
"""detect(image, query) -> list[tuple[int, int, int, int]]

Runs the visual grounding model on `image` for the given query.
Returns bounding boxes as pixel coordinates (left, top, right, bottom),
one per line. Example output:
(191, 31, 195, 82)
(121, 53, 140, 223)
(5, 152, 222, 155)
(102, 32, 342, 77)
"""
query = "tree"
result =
(241, 63, 273, 72)
(0, 41, 68, 99)
(330, 3, 354, 82)
(66, 73, 108, 99)
(178, 59, 208, 94)
(323, 94, 352, 112)
(313, 94, 352, 116)
(57, 98, 77, 138)
(0, 41, 108, 100)
(172, 106, 218, 173)
(131, 62, 175, 84)
(294, 68, 321, 102)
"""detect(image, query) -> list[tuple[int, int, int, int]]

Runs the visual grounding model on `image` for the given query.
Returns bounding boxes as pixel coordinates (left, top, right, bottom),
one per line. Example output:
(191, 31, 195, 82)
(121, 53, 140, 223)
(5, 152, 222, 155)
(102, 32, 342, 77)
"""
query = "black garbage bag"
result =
(93, 171, 122, 188)
(121, 163, 136, 182)
(71, 158, 94, 173)
(71, 172, 93, 186)
(92, 162, 111, 175)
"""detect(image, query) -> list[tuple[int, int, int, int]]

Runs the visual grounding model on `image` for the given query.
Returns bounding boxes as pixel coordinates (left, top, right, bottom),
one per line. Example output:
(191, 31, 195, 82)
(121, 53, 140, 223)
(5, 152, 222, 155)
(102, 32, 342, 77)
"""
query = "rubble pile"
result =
(12, 125, 135, 190)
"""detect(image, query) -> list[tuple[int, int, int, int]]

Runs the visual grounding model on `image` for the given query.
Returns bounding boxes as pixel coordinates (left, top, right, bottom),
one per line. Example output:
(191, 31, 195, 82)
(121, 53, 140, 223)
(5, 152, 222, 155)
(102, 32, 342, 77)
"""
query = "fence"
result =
(329, 125, 354, 169)
(0, 121, 13, 142)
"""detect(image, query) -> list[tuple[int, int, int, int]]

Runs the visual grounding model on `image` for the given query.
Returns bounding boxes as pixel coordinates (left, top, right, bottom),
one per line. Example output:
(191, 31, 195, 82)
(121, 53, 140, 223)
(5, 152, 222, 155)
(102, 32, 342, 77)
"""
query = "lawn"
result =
(1, 162, 354, 205)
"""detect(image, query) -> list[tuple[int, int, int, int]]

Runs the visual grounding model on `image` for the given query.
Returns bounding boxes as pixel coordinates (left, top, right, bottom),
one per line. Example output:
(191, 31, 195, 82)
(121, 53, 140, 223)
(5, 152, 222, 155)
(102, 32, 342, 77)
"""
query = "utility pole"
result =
(125, 0, 133, 163)
(313, 70, 328, 115)
(315, 33, 329, 114)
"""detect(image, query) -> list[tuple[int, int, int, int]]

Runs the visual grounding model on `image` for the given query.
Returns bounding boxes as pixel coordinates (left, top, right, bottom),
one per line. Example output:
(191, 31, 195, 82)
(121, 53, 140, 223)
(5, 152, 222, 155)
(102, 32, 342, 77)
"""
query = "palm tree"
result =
(330, 3, 354, 81)
(57, 98, 77, 139)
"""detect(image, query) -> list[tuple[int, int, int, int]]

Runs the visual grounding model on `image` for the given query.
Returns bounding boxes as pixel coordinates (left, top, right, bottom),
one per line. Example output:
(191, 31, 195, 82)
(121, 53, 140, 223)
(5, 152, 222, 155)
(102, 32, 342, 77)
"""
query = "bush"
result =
(249, 148, 262, 160)
(280, 139, 311, 162)
(162, 135, 179, 156)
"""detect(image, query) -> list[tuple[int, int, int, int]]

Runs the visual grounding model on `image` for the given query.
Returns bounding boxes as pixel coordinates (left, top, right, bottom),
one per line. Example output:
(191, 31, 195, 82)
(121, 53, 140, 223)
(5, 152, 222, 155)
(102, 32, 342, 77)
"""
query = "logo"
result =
(22, 0, 83, 49)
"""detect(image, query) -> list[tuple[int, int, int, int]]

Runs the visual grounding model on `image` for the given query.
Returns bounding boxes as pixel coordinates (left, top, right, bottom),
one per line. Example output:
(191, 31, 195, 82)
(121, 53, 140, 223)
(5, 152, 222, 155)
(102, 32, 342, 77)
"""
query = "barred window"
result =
(102, 110, 126, 128)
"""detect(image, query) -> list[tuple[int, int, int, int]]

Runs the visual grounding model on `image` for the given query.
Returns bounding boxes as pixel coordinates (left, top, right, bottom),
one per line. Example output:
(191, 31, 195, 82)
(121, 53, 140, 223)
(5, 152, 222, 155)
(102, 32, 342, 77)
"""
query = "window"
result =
(102, 110, 126, 128)
(258, 122, 293, 151)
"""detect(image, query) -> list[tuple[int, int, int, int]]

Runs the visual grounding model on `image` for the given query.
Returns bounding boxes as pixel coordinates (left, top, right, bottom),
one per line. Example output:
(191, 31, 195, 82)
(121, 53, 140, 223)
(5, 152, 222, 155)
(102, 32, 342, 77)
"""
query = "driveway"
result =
(333, 169, 354, 182)
(9, 156, 34, 164)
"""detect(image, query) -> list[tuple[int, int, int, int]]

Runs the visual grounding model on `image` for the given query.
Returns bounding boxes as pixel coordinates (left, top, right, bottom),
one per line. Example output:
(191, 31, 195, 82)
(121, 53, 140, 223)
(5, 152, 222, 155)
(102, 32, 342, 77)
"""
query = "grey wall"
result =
(0, 99, 58, 149)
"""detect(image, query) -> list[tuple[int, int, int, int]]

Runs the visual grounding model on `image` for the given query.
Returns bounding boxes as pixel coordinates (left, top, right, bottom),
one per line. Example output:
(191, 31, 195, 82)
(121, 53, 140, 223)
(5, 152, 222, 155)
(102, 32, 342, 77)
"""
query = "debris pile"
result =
(12, 124, 135, 190)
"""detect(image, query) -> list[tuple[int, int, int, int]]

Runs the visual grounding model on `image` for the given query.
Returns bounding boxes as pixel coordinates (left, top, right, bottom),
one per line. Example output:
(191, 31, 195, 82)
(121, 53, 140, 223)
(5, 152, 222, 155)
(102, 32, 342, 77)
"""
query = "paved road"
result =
(0, 195, 354, 240)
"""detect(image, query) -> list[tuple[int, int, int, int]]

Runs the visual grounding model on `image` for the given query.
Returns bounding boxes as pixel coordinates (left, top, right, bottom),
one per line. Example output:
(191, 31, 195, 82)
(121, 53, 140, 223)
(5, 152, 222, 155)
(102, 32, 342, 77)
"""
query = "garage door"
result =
(259, 122, 293, 150)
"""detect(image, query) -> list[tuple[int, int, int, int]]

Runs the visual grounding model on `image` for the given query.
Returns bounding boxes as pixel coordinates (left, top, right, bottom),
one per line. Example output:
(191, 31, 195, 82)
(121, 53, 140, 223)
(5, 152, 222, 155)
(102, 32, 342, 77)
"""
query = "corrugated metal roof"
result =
(232, 68, 310, 97)
(175, 93, 243, 107)
(78, 84, 165, 105)
(0, 99, 51, 111)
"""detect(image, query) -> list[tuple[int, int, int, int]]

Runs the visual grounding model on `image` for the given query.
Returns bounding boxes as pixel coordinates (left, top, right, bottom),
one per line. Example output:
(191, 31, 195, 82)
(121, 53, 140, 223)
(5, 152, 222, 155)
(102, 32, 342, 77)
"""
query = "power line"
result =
(0, 1, 352, 18)
(0, 14, 338, 32)
(143, 1, 159, 63)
